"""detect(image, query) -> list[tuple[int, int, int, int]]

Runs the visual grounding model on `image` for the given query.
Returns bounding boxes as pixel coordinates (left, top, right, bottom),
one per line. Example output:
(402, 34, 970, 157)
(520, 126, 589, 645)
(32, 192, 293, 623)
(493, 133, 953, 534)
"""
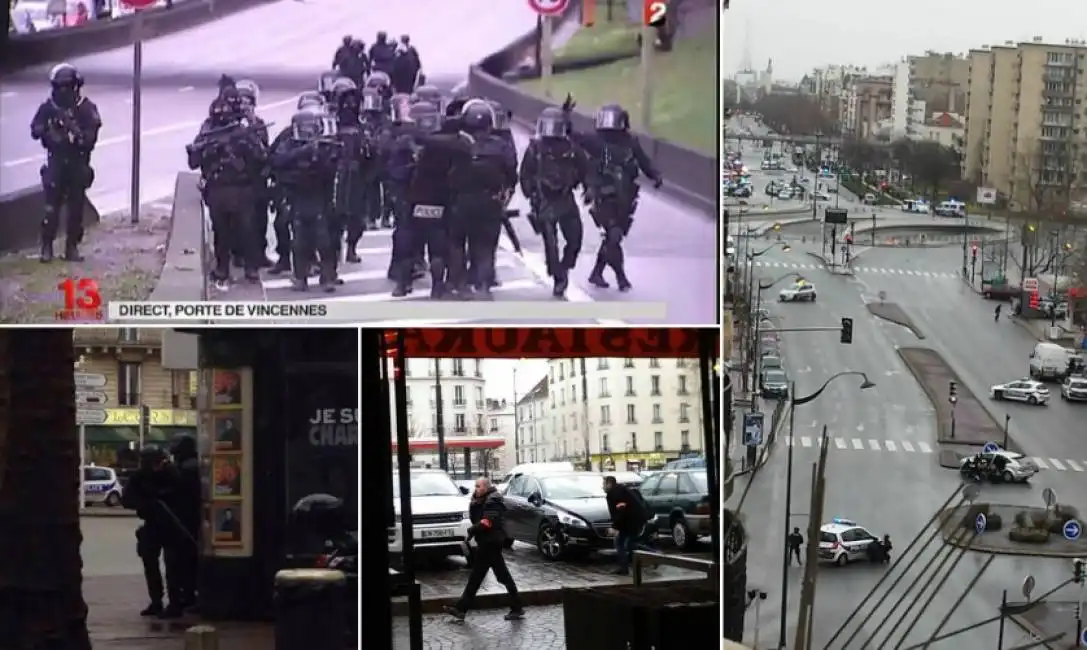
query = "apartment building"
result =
(73, 327, 198, 464)
(907, 52, 970, 113)
(843, 76, 894, 138)
(963, 38, 1087, 207)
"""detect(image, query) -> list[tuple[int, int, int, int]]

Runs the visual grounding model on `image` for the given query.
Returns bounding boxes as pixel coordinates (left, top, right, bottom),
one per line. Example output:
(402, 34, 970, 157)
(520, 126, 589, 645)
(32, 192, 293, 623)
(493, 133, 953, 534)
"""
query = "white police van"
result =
(82, 465, 123, 507)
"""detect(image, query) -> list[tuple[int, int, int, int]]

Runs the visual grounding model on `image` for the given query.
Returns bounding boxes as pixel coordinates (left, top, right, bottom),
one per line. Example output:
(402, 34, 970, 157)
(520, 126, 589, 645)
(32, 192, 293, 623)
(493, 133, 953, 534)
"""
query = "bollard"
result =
(274, 568, 347, 650)
(185, 626, 219, 650)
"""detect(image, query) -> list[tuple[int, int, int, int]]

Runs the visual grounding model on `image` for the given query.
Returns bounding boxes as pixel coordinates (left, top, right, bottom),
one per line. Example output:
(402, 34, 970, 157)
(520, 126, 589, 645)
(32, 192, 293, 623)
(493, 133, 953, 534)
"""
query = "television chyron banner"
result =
(384, 327, 715, 358)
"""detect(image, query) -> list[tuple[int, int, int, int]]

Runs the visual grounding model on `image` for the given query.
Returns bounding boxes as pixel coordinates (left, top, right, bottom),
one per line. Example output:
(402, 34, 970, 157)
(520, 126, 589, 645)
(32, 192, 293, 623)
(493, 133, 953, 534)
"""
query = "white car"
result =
(777, 190, 792, 200)
(1061, 376, 1087, 402)
(817, 518, 880, 566)
(813, 191, 831, 201)
(958, 450, 1039, 483)
(779, 284, 816, 302)
(990, 379, 1050, 405)
(388, 469, 472, 565)
(82, 465, 123, 507)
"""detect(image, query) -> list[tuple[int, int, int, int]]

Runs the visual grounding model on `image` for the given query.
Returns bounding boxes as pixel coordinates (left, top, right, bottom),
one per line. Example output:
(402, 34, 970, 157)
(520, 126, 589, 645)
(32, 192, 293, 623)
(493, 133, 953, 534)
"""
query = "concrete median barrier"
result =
(466, 7, 716, 216)
(1, 0, 277, 72)
(0, 186, 100, 255)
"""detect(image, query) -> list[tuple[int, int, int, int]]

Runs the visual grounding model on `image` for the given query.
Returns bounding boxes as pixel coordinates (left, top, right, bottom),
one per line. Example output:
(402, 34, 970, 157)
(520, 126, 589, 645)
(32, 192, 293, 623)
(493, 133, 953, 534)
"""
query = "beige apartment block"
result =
(964, 38, 1087, 211)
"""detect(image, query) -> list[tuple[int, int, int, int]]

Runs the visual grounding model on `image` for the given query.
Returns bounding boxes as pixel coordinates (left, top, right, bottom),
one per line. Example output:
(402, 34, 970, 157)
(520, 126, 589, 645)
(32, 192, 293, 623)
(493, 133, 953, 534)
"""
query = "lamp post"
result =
(753, 272, 804, 399)
(778, 371, 876, 649)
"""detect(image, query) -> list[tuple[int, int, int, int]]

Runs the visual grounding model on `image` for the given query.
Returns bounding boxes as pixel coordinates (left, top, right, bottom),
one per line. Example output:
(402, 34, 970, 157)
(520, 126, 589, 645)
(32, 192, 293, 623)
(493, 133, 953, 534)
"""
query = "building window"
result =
(453, 385, 465, 406)
(431, 412, 437, 432)
(571, 385, 577, 403)
(119, 328, 139, 343)
(550, 367, 555, 382)
(625, 376, 635, 396)
(452, 359, 465, 377)
(454, 413, 467, 433)
(652, 404, 663, 423)
(570, 359, 577, 376)
(677, 375, 689, 395)
(559, 364, 564, 380)
(649, 358, 660, 368)
(679, 403, 690, 423)
(676, 359, 686, 368)
(430, 385, 438, 407)
(171, 370, 193, 408)
(118, 362, 141, 406)
(654, 431, 664, 451)
(626, 404, 637, 424)
(629, 432, 638, 451)
(680, 430, 690, 450)
(600, 405, 612, 424)
(599, 377, 610, 397)
(598, 359, 609, 370)
(405, 386, 412, 407)
(560, 388, 566, 405)
(602, 434, 610, 452)
(474, 360, 483, 377)
(475, 387, 483, 409)
(490, 417, 498, 432)
(623, 358, 635, 368)
(571, 414, 578, 430)
(650, 375, 661, 396)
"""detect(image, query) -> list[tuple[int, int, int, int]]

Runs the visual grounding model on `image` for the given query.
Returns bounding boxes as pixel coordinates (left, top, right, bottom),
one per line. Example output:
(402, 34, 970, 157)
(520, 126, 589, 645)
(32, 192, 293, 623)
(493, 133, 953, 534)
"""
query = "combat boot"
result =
(291, 277, 308, 292)
(553, 274, 569, 298)
(615, 267, 633, 292)
(269, 258, 291, 275)
(64, 241, 84, 262)
(429, 261, 446, 300)
(587, 257, 609, 288)
(39, 238, 54, 263)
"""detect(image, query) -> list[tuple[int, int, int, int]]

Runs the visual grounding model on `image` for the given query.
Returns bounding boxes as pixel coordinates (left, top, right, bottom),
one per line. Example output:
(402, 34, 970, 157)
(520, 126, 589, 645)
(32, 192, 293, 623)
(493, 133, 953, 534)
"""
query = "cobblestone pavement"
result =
(393, 606, 567, 650)
(411, 540, 711, 599)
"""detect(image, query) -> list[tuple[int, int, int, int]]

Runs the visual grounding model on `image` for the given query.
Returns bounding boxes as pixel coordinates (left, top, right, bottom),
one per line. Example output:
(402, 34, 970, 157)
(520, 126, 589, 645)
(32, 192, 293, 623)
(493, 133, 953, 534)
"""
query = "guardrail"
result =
(631, 550, 718, 587)
(465, 7, 716, 216)
(1, 0, 276, 72)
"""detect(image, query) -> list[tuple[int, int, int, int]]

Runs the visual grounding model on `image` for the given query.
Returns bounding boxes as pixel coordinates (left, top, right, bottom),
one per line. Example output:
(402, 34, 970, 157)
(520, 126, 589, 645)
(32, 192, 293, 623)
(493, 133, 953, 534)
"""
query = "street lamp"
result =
(778, 371, 875, 649)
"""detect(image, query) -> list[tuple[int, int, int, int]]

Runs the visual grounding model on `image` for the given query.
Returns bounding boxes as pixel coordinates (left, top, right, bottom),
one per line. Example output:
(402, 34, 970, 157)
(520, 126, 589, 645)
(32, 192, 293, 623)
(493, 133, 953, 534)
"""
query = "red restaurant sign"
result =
(385, 328, 715, 358)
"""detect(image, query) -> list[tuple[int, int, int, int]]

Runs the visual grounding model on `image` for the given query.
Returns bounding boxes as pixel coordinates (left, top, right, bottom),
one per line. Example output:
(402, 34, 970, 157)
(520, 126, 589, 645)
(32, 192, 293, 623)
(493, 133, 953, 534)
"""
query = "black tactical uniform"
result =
(391, 34, 422, 94)
(481, 99, 518, 289)
(442, 82, 470, 119)
(395, 100, 458, 298)
(369, 31, 397, 75)
(267, 125, 295, 275)
(168, 435, 202, 611)
(565, 99, 662, 291)
(29, 63, 101, 263)
(520, 107, 588, 297)
(360, 83, 392, 228)
(446, 101, 518, 300)
(333, 36, 368, 87)
(186, 90, 269, 284)
(330, 80, 374, 264)
(382, 97, 421, 283)
(234, 79, 274, 268)
(270, 110, 341, 292)
(122, 446, 183, 617)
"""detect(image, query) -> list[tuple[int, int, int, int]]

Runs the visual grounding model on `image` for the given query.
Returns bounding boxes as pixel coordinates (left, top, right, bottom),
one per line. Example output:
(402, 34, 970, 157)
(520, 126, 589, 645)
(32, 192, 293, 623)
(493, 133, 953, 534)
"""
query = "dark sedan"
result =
(761, 369, 789, 399)
(503, 472, 618, 561)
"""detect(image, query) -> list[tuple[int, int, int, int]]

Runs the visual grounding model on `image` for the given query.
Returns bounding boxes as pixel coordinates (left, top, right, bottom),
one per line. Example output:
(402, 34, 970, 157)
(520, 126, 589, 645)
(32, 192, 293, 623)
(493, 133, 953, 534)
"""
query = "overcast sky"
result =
(721, 0, 1087, 81)
(482, 359, 549, 403)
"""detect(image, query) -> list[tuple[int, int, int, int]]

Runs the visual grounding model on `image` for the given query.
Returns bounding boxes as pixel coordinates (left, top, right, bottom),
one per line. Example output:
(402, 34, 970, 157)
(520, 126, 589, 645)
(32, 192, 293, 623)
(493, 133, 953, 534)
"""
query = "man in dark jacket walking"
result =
(787, 527, 804, 566)
(444, 477, 524, 621)
(604, 475, 649, 575)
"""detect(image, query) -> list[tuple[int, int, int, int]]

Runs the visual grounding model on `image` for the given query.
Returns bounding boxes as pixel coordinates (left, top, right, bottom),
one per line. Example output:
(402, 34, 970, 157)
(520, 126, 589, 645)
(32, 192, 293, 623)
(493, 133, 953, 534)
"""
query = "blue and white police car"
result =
(818, 517, 880, 566)
(82, 465, 124, 507)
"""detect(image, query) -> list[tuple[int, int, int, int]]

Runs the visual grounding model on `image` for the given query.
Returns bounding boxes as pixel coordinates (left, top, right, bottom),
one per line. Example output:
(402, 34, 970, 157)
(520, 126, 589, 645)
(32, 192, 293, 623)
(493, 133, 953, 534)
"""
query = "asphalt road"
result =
(1, 1, 714, 325)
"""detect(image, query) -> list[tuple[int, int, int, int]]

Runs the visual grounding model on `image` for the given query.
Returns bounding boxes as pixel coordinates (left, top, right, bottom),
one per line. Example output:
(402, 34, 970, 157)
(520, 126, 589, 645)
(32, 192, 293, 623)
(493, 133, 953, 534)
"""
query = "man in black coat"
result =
(604, 475, 649, 575)
(443, 477, 524, 621)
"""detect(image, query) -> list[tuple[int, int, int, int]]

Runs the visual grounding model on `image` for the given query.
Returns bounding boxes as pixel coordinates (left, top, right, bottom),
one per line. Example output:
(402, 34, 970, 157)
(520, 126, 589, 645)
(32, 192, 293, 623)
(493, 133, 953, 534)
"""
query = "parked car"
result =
(761, 369, 790, 399)
(640, 470, 711, 549)
(1061, 376, 1087, 402)
(388, 469, 472, 566)
(503, 472, 617, 561)
(82, 465, 123, 507)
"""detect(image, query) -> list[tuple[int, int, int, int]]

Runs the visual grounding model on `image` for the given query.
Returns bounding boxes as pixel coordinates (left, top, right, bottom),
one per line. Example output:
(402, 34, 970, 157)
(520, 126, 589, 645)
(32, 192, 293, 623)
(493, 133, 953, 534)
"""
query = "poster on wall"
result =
(199, 367, 253, 557)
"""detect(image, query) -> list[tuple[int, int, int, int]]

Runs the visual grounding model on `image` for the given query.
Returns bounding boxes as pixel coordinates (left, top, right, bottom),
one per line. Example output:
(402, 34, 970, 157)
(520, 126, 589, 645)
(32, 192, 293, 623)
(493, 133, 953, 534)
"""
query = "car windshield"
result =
(763, 357, 782, 368)
(541, 475, 604, 499)
(764, 371, 787, 383)
(392, 472, 461, 498)
(819, 531, 837, 543)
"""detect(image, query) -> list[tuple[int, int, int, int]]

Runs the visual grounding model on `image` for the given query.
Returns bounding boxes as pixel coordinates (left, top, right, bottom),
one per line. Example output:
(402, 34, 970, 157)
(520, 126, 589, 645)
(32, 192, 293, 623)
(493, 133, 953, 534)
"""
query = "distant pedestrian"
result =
(787, 527, 804, 566)
(443, 478, 524, 622)
(995, 304, 1002, 322)
(604, 475, 650, 575)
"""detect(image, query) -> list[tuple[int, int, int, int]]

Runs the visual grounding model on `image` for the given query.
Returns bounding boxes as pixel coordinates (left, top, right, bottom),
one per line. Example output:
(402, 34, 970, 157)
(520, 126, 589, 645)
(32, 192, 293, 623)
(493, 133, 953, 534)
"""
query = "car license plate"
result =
(413, 205, 444, 219)
(417, 528, 455, 540)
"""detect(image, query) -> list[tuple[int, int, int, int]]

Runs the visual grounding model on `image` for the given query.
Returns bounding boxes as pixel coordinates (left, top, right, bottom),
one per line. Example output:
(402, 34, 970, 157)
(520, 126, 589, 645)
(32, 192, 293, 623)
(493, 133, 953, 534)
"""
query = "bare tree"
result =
(1012, 138, 1078, 276)
(751, 95, 837, 135)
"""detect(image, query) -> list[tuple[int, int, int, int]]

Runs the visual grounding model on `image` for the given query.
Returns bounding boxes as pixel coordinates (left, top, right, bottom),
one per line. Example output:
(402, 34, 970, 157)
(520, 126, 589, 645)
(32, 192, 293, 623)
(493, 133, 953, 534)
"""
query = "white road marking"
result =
(901, 440, 915, 452)
(1067, 460, 1083, 472)
(917, 441, 932, 453)
(851, 438, 864, 450)
(884, 440, 896, 452)
(1033, 458, 1049, 469)
(834, 438, 847, 449)
(801, 437, 813, 448)
(868, 439, 881, 450)
(1049, 458, 1067, 471)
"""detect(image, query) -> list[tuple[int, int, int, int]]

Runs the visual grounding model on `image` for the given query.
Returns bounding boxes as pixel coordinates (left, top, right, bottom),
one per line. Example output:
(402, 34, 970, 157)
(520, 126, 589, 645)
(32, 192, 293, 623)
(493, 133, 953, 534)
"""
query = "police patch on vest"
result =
(413, 204, 444, 219)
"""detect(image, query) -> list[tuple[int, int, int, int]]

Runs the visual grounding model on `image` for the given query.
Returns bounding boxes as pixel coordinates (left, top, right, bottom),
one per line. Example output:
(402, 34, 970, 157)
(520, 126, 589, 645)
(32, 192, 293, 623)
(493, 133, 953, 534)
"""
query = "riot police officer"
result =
(384, 98, 423, 289)
(330, 79, 372, 264)
(270, 109, 341, 292)
(391, 34, 422, 94)
(564, 97, 662, 291)
(412, 84, 442, 107)
(520, 107, 588, 297)
(29, 63, 101, 263)
(235, 79, 274, 268)
(122, 446, 181, 617)
(369, 31, 397, 74)
(443, 82, 470, 118)
(446, 101, 518, 300)
(359, 86, 391, 229)
(186, 89, 269, 285)
(168, 434, 202, 611)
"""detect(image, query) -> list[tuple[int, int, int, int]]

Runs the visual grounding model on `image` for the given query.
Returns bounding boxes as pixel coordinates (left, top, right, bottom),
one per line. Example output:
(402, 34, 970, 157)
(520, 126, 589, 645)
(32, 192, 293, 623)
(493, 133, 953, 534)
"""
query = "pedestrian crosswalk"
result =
(783, 436, 1087, 472)
(752, 260, 957, 279)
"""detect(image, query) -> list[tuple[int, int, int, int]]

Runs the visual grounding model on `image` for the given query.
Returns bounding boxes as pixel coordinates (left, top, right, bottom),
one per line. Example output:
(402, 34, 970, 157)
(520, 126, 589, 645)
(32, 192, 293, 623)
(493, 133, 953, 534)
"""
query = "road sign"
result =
(743, 411, 764, 447)
(1081, 627, 1087, 647)
(1023, 277, 1039, 292)
(526, 0, 570, 16)
(976, 187, 998, 205)
(975, 513, 987, 534)
(74, 373, 107, 389)
(1064, 519, 1082, 541)
(1022, 574, 1036, 599)
(1043, 487, 1058, 508)
(76, 408, 107, 426)
(983, 442, 999, 453)
(119, 0, 157, 8)
(75, 391, 107, 405)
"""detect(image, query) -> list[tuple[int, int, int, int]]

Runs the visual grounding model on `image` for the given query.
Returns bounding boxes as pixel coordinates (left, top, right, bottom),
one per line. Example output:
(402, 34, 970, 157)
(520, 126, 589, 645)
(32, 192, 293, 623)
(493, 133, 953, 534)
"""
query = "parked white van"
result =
(1029, 342, 1077, 381)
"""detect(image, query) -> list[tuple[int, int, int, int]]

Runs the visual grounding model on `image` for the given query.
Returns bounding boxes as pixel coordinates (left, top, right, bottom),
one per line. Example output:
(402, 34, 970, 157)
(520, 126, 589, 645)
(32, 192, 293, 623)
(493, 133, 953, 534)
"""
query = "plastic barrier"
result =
(1, 0, 276, 72)
(466, 8, 715, 216)
(0, 186, 100, 255)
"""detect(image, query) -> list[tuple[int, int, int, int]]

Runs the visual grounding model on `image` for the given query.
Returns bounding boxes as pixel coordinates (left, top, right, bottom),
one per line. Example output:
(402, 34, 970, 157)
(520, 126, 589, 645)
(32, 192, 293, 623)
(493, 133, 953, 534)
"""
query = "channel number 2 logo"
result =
(644, 0, 667, 26)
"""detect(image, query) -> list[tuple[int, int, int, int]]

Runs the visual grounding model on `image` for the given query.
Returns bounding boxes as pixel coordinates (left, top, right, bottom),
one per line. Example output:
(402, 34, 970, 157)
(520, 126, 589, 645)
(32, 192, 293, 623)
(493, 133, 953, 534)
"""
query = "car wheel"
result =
(836, 553, 848, 567)
(993, 390, 1004, 400)
(1003, 471, 1014, 483)
(105, 491, 121, 507)
(811, 294, 817, 302)
(536, 523, 565, 561)
(1028, 395, 1038, 405)
(671, 517, 696, 550)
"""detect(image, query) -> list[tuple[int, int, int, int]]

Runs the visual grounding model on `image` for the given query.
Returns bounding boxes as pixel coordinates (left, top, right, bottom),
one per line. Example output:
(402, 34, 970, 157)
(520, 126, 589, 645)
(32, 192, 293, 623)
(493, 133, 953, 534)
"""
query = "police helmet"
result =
(376, 30, 388, 43)
(319, 70, 341, 94)
(235, 79, 259, 108)
(209, 96, 234, 123)
(169, 433, 197, 460)
(331, 77, 358, 99)
(291, 110, 323, 141)
(342, 35, 352, 46)
(594, 104, 629, 131)
(217, 74, 237, 94)
(365, 71, 391, 92)
(360, 88, 383, 113)
(460, 99, 496, 132)
(48, 62, 83, 88)
(487, 100, 511, 130)
(409, 100, 441, 133)
(291, 493, 349, 540)
(399, 34, 410, 45)
(138, 444, 167, 462)
(297, 91, 327, 112)
(536, 106, 566, 139)
(412, 84, 441, 107)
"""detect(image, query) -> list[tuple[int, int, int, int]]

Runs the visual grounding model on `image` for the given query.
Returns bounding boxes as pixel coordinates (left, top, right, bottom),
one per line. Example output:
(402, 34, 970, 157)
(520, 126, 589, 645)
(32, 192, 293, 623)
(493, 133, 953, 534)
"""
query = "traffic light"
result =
(1074, 558, 1085, 584)
(1029, 291, 1040, 309)
(949, 381, 958, 405)
(840, 317, 853, 344)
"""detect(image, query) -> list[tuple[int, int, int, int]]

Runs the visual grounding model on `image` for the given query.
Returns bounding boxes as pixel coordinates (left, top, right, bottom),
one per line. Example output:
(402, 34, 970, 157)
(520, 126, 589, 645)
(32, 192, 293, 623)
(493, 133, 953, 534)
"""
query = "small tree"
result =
(906, 141, 960, 205)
